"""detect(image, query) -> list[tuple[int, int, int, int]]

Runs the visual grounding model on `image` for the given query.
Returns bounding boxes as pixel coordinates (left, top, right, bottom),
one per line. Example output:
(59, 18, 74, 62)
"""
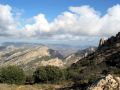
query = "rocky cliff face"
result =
(88, 74, 120, 90)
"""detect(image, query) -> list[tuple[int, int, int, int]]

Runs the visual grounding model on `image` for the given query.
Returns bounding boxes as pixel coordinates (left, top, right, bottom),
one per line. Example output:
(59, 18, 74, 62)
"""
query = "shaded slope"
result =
(69, 32, 120, 89)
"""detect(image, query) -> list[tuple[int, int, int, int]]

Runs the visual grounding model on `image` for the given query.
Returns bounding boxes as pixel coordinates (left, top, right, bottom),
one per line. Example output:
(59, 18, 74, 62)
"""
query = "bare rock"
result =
(88, 74, 120, 90)
(99, 38, 106, 47)
(40, 58, 64, 67)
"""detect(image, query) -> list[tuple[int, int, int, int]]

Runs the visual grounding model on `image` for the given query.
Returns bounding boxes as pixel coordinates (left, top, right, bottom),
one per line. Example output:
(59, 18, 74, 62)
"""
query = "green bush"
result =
(33, 66, 65, 83)
(45, 66, 63, 82)
(66, 68, 80, 80)
(33, 66, 47, 83)
(25, 75, 34, 84)
(0, 66, 26, 84)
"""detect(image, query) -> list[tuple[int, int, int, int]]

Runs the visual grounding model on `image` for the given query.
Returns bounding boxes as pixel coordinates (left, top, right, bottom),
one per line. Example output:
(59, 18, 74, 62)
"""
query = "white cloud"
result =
(0, 4, 120, 41)
(21, 14, 51, 39)
(100, 4, 120, 36)
(0, 4, 20, 38)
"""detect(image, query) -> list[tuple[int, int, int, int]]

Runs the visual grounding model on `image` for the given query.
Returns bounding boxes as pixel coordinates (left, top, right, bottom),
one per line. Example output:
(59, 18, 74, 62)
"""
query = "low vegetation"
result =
(33, 66, 66, 83)
(0, 65, 70, 85)
(0, 66, 26, 84)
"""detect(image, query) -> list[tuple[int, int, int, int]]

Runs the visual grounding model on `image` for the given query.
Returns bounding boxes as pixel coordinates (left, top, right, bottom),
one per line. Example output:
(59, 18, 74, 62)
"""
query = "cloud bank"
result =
(0, 4, 120, 41)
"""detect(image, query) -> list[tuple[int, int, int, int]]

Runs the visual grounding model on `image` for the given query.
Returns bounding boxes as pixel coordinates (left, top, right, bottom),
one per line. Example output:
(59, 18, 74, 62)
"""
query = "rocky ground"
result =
(88, 74, 120, 90)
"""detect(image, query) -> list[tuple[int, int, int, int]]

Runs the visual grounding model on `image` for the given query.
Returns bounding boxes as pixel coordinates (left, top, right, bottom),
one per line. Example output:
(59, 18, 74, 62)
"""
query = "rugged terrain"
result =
(69, 32, 120, 90)
(0, 42, 96, 73)
(0, 45, 64, 73)
(0, 42, 95, 75)
(65, 47, 96, 67)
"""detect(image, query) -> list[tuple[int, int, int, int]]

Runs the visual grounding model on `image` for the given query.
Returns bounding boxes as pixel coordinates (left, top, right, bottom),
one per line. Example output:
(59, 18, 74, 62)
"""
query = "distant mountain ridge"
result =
(0, 41, 96, 74)
(0, 45, 64, 73)
(65, 47, 96, 66)
(1, 42, 96, 57)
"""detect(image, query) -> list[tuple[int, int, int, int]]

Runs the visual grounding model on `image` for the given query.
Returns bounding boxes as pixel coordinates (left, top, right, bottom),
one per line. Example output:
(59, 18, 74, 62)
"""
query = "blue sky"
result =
(0, 0, 120, 21)
(0, 0, 120, 47)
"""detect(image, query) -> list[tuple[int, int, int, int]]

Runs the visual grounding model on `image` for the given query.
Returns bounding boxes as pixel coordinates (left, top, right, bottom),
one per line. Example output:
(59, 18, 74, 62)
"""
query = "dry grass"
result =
(0, 81, 73, 90)
(0, 82, 74, 90)
(0, 84, 62, 90)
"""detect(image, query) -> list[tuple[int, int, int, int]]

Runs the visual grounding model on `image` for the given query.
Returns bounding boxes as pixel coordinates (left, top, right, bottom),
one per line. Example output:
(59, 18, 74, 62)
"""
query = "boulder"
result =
(88, 74, 120, 90)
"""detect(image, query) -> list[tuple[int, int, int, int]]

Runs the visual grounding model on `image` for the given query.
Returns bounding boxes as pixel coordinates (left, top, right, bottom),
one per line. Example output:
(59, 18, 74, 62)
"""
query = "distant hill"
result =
(1, 42, 84, 57)
(0, 45, 64, 74)
(0, 42, 96, 75)
(64, 47, 96, 67)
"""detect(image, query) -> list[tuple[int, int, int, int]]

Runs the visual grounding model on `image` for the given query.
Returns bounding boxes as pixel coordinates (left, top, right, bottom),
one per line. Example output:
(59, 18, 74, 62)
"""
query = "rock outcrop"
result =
(88, 74, 120, 90)
(70, 32, 120, 90)
(99, 38, 106, 47)
(40, 58, 64, 67)
(99, 32, 120, 48)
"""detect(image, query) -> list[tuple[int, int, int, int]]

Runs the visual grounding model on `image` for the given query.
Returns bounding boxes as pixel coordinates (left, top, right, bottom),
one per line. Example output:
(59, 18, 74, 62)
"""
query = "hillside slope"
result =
(69, 32, 120, 89)
(0, 46, 64, 73)
(72, 32, 120, 68)
(65, 47, 96, 67)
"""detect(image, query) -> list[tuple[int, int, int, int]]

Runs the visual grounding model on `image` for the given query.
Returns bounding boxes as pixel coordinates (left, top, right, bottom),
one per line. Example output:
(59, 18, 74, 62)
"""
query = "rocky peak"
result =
(116, 32, 120, 39)
(98, 32, 120, 49)
(99, 38, 106, 47)
(88, 74, 120, 90)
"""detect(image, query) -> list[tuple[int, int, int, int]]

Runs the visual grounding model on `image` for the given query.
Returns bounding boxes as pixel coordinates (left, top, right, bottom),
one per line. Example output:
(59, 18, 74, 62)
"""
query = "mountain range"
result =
(0, 42, 95, 74)
(1, 32, 120, 90)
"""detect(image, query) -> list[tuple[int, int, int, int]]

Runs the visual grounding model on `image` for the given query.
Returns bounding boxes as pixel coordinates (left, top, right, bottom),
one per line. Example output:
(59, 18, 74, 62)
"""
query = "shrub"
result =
(25, 75, 34, 84)
(33, 66, 47, 83)
(66, 68, 80, 80)
(45, 66, 63, 82)
(0, 66, 26, 84)
(33, 66, 65, 83)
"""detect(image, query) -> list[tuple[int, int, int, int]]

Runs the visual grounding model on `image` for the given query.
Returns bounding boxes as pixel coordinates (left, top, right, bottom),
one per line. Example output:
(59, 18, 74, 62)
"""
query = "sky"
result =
(0, 0, 120, 46)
